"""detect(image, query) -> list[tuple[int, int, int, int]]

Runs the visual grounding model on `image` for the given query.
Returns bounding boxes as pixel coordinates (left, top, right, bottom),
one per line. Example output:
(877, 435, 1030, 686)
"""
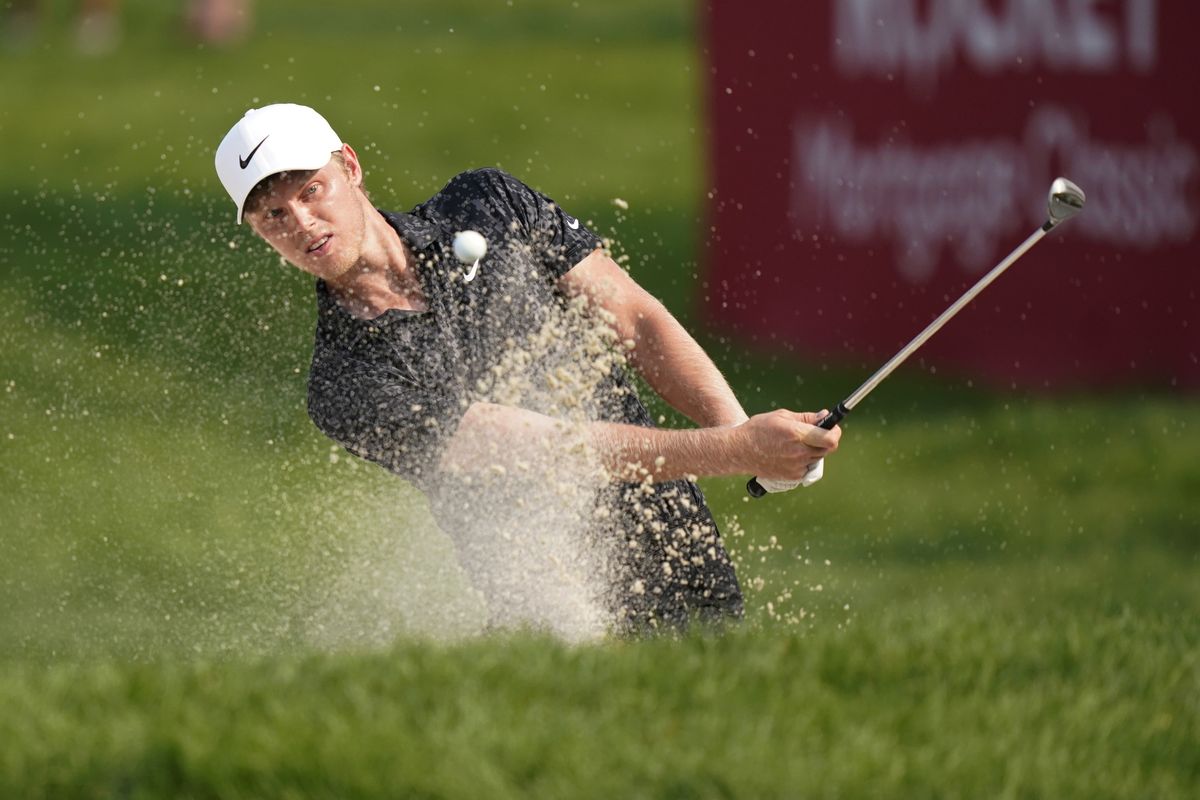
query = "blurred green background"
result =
(0, 1, 1197, 796)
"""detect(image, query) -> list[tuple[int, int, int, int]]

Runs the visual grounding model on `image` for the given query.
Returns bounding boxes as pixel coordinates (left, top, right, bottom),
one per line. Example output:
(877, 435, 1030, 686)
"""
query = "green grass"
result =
(2, 613, 1197, 799)
(1, 0, 1198, 796)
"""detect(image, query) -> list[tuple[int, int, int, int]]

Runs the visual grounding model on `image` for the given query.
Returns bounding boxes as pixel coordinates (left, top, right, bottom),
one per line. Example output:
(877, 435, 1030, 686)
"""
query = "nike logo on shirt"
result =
(464, 259, 481, 282)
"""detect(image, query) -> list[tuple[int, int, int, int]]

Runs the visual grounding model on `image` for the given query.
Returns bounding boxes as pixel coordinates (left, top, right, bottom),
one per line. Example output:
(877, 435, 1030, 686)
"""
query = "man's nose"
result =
(290, 202, 317, 230)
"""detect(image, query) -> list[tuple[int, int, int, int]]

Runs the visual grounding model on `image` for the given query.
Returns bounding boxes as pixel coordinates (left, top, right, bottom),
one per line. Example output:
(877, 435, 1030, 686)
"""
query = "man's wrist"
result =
(703, 422, 748, 476)
(708, 408, 750, 429)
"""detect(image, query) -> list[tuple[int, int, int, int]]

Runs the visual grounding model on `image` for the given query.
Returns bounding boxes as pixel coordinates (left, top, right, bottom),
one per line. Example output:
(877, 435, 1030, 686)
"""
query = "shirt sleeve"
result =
(436, 167, 604, 280)
(308, 361, 462, 491)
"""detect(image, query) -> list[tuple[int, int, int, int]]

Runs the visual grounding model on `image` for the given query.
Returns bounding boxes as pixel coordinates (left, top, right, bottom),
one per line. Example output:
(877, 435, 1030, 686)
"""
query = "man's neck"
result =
(327, 206, 428, 319)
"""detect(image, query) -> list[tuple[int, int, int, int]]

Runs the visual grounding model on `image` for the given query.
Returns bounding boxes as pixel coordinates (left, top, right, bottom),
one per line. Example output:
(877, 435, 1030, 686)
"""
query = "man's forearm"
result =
(441, 402, 835, 486)
(628, 304, 748, 428)
(589, 420, 745, 483)
(557, 253, 748, 428)
(441, 401, 746, 483)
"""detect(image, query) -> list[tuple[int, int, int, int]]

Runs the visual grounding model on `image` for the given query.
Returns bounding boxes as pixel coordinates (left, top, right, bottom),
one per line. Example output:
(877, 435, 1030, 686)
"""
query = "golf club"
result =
(747, 177, 1086, 498)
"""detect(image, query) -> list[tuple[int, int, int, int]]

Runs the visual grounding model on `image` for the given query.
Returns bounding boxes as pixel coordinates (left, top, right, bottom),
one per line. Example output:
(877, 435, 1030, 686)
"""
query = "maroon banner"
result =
(702, 0, 1199, 390)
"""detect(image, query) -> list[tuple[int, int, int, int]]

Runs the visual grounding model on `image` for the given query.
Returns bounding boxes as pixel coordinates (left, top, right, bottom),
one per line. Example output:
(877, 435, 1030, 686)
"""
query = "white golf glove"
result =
(754, 458, 824, 493)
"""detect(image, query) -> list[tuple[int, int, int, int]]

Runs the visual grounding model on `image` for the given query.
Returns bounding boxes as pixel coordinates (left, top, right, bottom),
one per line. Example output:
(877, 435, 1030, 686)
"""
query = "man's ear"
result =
(340, 143, 363, 188)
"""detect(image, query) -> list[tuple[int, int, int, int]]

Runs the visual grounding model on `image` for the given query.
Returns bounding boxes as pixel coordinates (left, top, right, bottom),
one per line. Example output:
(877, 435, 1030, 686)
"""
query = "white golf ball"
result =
(452, 230, 487, 265)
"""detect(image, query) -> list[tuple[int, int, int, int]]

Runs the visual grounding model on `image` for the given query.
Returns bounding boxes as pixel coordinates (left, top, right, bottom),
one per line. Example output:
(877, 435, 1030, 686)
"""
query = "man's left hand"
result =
(753, 458, 824, 493)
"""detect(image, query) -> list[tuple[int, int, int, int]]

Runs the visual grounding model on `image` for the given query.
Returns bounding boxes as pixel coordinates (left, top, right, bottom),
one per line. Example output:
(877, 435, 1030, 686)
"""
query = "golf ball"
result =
(453, 230, 487, 264)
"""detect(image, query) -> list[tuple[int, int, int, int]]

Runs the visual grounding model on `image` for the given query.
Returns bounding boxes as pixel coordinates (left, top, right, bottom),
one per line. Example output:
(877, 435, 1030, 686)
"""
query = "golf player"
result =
(214, 104, 841, 633)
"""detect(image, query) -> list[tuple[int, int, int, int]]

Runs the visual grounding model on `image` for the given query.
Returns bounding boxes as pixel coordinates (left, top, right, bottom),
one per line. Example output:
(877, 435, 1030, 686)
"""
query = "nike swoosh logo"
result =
(565, 216, 580, 230)
(464, 259, 480, 283)
(239, 135, 269, 169)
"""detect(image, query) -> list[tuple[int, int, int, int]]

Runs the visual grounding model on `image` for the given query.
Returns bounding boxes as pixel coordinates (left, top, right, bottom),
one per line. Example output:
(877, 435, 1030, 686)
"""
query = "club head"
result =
(1047, 178, 1085, 226)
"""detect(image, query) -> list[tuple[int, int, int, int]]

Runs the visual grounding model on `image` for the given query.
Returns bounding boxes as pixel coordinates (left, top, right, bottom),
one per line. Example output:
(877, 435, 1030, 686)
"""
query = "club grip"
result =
(745, 477, 769, 498)
(746, 402, 848, 498)
(816, 402, 848, 430)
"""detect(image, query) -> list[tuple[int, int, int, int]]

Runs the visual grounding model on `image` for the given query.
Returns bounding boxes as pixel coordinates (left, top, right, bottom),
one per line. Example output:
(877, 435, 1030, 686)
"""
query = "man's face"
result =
(245, 149, 366, 282)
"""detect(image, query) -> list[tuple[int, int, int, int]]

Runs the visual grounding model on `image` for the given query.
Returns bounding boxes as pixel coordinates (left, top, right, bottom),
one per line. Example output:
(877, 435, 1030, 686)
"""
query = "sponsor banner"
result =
(702, 0, 1198, 389)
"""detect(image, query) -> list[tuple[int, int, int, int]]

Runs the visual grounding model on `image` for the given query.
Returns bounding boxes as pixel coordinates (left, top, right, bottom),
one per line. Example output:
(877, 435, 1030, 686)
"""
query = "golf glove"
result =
(754, 458, 824, 493)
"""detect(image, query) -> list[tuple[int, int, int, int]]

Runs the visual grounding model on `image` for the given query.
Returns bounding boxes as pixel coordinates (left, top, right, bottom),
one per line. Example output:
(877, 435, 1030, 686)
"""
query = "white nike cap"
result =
(214, 103, 343, 223)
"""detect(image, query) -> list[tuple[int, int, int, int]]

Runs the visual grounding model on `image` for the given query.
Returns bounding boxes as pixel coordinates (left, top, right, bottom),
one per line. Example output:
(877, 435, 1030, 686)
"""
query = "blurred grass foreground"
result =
(0, 1, 1197, 797)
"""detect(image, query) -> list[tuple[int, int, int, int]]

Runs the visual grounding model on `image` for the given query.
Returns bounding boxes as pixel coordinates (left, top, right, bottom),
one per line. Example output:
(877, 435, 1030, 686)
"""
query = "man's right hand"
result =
(733, 410, 841, 483)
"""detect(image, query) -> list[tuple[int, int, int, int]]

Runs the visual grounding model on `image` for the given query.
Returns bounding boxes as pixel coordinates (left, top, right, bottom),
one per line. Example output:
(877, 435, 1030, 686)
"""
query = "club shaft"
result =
(840, 224, 1049, 412)
(745, 221, 1052, 500)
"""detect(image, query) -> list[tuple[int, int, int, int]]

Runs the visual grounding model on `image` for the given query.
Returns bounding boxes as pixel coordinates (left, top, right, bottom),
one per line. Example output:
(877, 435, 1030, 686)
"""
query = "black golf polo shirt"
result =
(306, 168, 742, 627)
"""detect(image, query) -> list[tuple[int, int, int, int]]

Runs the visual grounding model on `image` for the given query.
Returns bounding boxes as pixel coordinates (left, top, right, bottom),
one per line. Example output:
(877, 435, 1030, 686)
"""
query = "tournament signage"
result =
(702, 0, 1198, 389)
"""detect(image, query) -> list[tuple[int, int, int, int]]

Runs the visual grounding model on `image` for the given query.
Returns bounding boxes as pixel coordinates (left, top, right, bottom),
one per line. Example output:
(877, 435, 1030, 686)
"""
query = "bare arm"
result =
(557, 250, 749, 428)
(439, 401, 839, 484)
(439, 250, 840, 487)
